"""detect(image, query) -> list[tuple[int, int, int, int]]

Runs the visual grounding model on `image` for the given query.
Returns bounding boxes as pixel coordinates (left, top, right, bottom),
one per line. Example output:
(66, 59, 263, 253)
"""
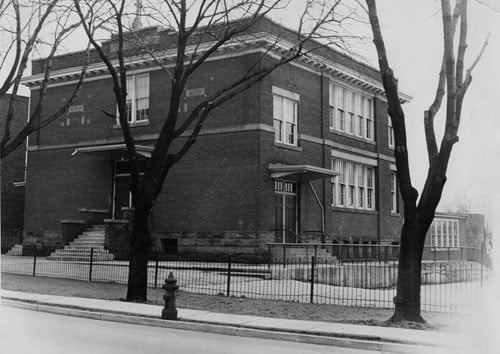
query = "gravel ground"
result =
(1, 273, 462, 330)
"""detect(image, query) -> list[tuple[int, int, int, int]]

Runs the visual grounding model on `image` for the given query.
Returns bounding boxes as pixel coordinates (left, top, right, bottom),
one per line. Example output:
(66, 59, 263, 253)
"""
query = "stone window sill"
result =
(274, 141, 303, 152)
(113, 120, 150, 129)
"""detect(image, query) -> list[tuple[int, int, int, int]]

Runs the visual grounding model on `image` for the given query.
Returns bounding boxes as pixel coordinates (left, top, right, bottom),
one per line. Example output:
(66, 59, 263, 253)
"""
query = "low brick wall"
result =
(61, 219, 86, 245)
(153, 231, 274, 262)
(104, 219, 130, 260)
(282, 261, 484, 289)
(21, 230, 62, 256)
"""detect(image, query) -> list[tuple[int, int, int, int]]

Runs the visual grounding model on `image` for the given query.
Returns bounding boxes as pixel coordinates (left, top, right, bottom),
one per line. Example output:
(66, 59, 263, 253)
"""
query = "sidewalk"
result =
(1, 289, 460, 353)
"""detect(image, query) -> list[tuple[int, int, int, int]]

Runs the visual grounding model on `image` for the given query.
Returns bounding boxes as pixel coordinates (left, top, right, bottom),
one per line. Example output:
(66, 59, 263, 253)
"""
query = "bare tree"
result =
(74, 0, 357, 302)
(0, 0, 89, 159)
(365, 0, 488, 323)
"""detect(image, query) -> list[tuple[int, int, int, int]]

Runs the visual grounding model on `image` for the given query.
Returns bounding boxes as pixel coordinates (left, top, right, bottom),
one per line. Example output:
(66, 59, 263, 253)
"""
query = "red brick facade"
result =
(22, 19, 405, 258)
(1, 94, 28, 252)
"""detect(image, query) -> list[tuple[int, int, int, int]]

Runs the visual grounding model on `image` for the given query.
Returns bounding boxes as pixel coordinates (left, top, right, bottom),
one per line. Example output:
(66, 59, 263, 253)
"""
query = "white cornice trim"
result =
(21, 32, 411, 102)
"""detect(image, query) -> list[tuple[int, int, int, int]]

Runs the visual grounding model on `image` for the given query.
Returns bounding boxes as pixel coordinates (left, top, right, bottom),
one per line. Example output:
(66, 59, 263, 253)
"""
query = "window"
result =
(388, 116, 395, 148)
(330, 82, 373, 141)
(390, 172, 399, 213)
(273, 87, 299, 146)
(431, 219, 460, 248)
(366, 167, 374, 209)
(357, 165, 365, 208)
(347, 162, 355, 206)
(124, 73, 150, 123)
(365, 98, 373, 140)
(332, 159, 375, 210)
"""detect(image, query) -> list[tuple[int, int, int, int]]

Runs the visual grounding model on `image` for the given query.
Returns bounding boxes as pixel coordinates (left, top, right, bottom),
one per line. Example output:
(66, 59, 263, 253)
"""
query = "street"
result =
(0, 305, 375, 354)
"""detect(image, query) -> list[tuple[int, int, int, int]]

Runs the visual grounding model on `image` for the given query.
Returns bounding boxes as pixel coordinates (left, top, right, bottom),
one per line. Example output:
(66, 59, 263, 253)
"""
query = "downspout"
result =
(308, 181, 325, 244)
(320, 67, 326, 244)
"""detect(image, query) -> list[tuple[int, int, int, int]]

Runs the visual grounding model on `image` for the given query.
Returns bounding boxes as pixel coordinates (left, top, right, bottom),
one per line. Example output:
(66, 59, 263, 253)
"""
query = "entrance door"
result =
(113, 159, 147, 219)
(274, 180, 297, 243)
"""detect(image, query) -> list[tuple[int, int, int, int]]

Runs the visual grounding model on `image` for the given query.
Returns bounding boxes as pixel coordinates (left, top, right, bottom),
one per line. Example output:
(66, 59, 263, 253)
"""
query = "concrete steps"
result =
(6, 244, 23, 256)
(47, 225, 114, 261)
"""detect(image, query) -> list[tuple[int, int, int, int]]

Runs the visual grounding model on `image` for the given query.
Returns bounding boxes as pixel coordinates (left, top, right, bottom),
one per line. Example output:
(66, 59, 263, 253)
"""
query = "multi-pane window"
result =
(332, 159, 375, 210)
(347, 162, 355, 206)
(366, 167, 374, 209)
(273, 88, 298, 146)
(329, 82, 373, 141)
(431, 219, 460, 248)
(390, 172, 399, 213)
(388, 116, 395, 148)
(357, 165, 365, 208)
(332, 159, 346, 206)
(365, 98, 373, 140)
(125, 73, 150, 123)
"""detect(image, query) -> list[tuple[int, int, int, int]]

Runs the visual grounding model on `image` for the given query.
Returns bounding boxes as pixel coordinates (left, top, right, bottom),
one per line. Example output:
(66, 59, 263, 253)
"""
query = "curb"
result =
(2, 297, 448, 354)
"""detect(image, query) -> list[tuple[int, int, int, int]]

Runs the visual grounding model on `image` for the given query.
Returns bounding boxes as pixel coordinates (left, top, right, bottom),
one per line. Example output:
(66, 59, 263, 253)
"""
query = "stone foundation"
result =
(153, 231, 274, 262)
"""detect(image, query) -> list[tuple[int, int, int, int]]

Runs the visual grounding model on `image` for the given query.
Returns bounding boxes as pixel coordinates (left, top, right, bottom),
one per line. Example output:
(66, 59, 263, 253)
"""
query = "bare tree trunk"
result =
(126, 203, 151, 302)
(391, 215, 430, 323)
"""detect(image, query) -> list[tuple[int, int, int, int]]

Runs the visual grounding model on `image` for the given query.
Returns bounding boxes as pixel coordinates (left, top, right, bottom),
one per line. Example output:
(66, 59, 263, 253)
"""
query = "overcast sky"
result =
(364, 0, 500, 236)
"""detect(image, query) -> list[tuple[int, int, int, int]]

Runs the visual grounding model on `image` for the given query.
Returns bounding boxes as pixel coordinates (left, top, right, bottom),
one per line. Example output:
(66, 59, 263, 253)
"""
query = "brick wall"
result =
(1, 94, 28, 251)
(24, 148, 113, 232)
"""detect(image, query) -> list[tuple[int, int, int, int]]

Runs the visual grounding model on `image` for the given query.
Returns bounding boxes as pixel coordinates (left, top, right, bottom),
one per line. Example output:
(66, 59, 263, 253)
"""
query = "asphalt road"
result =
(0, 305, 375, 354)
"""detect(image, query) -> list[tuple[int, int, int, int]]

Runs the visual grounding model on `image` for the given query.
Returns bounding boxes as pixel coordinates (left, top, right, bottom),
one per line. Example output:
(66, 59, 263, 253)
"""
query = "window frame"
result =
(331, 158, 376, 211)
(388, 115, 395, 148)
(118, 73, 150, 125)
(390, 171, 399, 213)
(431, 218, 460, 248)
(329, 81, 374, 142)
(272, 87, 299, 147)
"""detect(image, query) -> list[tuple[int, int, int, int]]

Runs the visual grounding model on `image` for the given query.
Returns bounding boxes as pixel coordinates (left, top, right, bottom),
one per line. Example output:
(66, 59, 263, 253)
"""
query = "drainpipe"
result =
(320, 67, 327, 244)
(308, 181, 325, 244)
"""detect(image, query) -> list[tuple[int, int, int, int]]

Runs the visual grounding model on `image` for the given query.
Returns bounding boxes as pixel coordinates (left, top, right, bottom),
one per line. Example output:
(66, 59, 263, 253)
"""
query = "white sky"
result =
(361, 0, 500, 236)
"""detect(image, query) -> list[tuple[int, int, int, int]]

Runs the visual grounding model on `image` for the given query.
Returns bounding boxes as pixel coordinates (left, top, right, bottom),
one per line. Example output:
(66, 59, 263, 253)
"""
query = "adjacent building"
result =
(20, 18, 407, 260)
(423, 211, 489, 262)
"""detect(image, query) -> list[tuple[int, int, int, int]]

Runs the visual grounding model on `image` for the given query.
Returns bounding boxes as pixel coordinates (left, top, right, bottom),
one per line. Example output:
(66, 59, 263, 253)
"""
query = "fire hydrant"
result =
(161, 272, 179, 320)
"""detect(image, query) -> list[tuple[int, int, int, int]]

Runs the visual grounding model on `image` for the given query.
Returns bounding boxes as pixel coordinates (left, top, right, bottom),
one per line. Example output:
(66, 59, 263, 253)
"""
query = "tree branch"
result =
(365, 0, 418, 212)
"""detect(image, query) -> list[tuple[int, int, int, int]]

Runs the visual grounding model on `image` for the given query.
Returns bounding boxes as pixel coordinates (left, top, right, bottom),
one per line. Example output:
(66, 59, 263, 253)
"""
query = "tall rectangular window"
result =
(388, 116, 395, 148)
(124, 73, 150, 123)
(332, 159, 375, 210)
(273, 88, 298, 146)
(347, 162, 355, 206)
(390, 172, 399, 213)
(332, 159, 346, 206)
(365, 98, 373, 140)
(336, 86, 345, 131)
(357, 165, 365, 208)
(366, 167, 374, 209)
(346, 91, 355, 134)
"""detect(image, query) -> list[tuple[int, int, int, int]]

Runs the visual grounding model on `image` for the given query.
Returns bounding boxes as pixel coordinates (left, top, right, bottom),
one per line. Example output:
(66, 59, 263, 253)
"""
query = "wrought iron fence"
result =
(1, 245, 490, 313)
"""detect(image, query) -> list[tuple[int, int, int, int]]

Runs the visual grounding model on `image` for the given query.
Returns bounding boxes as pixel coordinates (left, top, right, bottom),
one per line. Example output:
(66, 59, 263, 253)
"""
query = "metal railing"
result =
(1, 244, 491, 313)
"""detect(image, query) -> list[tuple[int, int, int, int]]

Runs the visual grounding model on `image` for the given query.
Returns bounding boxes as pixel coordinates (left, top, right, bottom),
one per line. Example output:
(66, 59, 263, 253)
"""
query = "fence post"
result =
(32, 247, 37, 276)
(310, 256, 315, 304)
(283, 244, 286, 269)
(227, 254, 232, 297)
(88, 247, 94, 282)
(268, 244, 271, 270)
(154, 252, 159, 288)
